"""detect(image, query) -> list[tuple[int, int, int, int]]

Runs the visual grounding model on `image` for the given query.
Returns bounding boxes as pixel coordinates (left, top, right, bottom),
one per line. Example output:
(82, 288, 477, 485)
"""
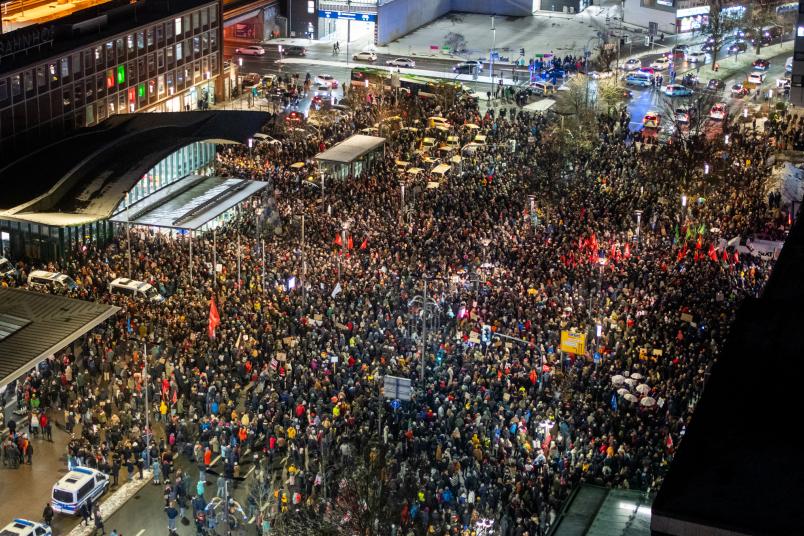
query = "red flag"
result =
(334, 233, 342, 246)
(677, 244, 688, 262)
(347, 236, 354, 250)
(208, 297, 220, 339)
(359, 239, 367, 250)
(695, 235, 703, 250)
(707, 244, 718, 262)
(623, 243, 631, 259)
(732, 250, 739, 264)
(722, 249, 729, 262)
(694, 250, 700, 262)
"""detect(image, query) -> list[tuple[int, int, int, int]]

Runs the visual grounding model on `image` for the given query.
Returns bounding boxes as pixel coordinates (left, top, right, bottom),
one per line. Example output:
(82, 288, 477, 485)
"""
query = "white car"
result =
(353, 51, 377, 62)
(776, 77, 791, 89)
(686, 51, 707, 63)
(621, 58, 641, 71)
(386, 57, 416, 68)
(748, 72, 766, 85)
(650, 56, 671, 70)
(709, 103, 727, 120)
(315, 74, 339, 88)
(588, 71, 614, 79)
(234, 45, 265, 56)
(0, 519, 52, 536)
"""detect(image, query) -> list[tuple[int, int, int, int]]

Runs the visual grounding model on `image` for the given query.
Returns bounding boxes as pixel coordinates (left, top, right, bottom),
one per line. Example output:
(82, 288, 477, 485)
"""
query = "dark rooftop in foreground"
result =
(0, 288, 119, 388)
(0, 0, 215, 76)
(0, 111, 268, 224)
(651, 218, 804, 535)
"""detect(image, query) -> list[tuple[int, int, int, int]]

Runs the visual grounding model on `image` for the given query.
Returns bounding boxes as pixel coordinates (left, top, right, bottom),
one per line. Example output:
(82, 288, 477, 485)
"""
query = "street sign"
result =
(593, 352, 601, 363)
(383, 375, 412, 401)
(318, 10, 377, 23)
(560, 330, 587, 355)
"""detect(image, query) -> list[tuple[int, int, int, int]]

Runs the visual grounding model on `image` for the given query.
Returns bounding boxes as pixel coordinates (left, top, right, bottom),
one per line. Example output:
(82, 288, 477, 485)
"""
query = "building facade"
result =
(0, 0, 222, 155)
(790, 0, 804, 106)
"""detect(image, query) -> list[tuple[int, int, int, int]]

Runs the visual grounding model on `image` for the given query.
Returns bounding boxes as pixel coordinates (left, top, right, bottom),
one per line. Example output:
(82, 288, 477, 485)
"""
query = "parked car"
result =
(234, 45, 265, 56)
(709, 102, 728, 120)
(386, 57, 416, 68)
(642, 111, 661, 129)
(681, 73, 699, 87)
(621, 58, 641, 71)
(752, 58, 770, 70)
(453, 60, 483, 74)
(748, 72, 766, 85)
(727, 41, 747, 54)
(686, 51, 707, 63)
(588, 71, 614, 79)
(730, 83, 749, 97)
(352, 51, 377, 62)
(675, 106, 696, 124)
(650, 56, 672, 70)
(663, 84, 693, 97)
(707, 78, 725, 91)
(315, 74, 339, 88)
(672, 44, 689, 57)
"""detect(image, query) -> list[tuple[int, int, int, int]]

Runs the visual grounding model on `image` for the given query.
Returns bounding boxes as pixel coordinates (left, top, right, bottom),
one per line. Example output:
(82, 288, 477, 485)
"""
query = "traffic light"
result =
(520, 47, 525, 56)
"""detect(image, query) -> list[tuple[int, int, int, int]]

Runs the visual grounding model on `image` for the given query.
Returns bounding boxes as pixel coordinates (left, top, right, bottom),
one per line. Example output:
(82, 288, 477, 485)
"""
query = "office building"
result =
(0, 0, 224, 158)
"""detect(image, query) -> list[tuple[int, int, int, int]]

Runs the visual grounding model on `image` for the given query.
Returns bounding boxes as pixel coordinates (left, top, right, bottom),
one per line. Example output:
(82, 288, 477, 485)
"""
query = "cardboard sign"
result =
(680, 312, 693, 323)
(652, 349, 663, 356)
(276, 352, 287, 362)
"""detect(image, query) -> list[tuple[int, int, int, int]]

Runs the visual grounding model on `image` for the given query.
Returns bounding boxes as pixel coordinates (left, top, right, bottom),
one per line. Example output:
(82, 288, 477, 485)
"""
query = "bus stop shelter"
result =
(0, 288, 119, 389)
(314, 135, 386, 187)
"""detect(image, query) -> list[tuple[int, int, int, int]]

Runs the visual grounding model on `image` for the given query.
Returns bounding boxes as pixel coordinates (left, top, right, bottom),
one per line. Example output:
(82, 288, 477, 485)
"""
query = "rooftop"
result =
(0, 287, 119, 388)
(651, 217, 804, 535)
(0, 111, 269, 226)
(315, 134, 386, 164)
(0, 0, 216, 76)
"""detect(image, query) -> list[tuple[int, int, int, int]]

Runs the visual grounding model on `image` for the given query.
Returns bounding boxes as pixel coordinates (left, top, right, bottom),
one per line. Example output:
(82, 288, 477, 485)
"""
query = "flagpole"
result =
(237, 232, 241, 288)
(143, 339, 150, 466)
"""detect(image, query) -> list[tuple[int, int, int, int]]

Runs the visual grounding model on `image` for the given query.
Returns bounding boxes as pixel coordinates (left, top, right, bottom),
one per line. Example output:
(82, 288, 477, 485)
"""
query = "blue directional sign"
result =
(318, 10, 377, 23)
(390, 399, 401, 410)
(593, 352, 601, 363)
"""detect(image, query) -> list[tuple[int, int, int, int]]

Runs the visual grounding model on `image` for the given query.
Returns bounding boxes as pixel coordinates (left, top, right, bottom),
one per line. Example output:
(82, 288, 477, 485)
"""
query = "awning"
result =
(290, 162, 306, 169)
(474, 134, 487, 143)
(0, 289, 119, 389)
(432, 164, 451, 175)
(464, 123, 480, 129)
(524, 98, 556, 113)
(395, 160, 410, 168)
(427, 181, 440, 189)
(451, 155, 462, 164)
(315, 134, 386, 164)
(111, 176, 269, 230)
(407, 167, 424, 175)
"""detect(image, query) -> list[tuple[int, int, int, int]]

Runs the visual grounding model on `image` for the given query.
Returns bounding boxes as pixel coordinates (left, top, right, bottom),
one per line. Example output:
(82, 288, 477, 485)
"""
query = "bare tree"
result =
(658, 89, 721, 143)
(702, 0, 740, 71)
(742, 0, 776, 55)
(595, 42, 618, 72)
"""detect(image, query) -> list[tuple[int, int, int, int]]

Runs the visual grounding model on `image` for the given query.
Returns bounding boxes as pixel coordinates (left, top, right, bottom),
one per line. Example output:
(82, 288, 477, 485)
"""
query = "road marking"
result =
(210, 455, 221, 466)
(135, 529, 146, 536)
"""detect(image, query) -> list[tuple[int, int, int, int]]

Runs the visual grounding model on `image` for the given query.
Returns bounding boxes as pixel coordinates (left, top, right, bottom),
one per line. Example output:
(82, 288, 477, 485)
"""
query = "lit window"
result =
(61, 58, 70, 78)
(175, 17, 182, 36)
(798, 25, 804, 37)
(308, 1, 314, 14)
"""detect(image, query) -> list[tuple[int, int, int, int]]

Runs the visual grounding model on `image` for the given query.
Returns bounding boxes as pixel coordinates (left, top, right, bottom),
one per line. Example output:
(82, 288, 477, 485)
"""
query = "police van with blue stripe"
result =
(51, 467, 109, 515)
(0, 518, 51, 536)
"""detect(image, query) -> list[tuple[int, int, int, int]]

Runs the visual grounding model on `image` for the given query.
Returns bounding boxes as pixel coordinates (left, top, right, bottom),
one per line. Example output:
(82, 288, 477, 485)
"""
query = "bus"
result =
(350, 67, 464, 99)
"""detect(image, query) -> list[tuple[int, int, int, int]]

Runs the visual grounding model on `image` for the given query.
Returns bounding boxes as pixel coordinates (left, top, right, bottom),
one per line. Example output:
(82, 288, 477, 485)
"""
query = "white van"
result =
(625, 72, 654, 87)
(51, 467, 109, 515)
(785, 56, 793, 73)
(0, 257, 15, 278)
(0, 519, 52, 536)
(109, 277, 164, 302)
(529, 81, 556, 96)
(27, 270, 77, 291)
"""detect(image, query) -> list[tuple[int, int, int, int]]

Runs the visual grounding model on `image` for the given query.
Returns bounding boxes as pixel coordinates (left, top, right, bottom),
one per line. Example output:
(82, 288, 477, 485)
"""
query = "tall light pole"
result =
(399, 180, 406, 226)
(143, 339, 151, 466)
(681, 194, 688, 225)
(634, 209, 643, 245)
(125, 191, 132, 277)
(490, 14, 496, 97)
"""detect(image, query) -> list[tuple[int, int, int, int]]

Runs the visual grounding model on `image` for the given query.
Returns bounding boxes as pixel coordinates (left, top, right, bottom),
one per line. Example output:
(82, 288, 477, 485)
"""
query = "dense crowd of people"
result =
(1, 79, 791, 536)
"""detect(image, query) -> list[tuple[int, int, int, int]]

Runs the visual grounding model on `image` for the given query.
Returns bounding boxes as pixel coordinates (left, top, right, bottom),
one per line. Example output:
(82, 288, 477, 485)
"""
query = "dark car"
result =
(452, 60, 483, 74)
(727, 41, 747, 54)
(682, 73, 699, 88)
(752, 58, 770, 70)
(672, 44, 689, 56)
(284, 45, 307, 57)
(707, 78, 725, 91)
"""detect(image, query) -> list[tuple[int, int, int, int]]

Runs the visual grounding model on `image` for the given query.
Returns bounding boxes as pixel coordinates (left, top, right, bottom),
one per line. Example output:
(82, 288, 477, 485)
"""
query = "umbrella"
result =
(290, 162, 306, 169)
(464, 123, 480, 129)
(624, 393, 639, 403)
(624, 378, 637, 387)
(611, 375, 625, 386)
(636, 384, 651, 394)
(630, 372, 643, 380)
(640, 396, 657, 407)
(617, 387, 629, 396)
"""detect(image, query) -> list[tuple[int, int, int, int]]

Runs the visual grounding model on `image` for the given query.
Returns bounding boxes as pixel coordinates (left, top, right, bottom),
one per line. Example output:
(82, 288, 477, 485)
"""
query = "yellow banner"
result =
(560, 330, 587, 355)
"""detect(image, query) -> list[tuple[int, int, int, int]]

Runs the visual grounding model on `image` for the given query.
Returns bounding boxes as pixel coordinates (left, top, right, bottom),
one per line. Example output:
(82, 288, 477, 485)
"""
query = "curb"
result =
(66, 470, 153, 536)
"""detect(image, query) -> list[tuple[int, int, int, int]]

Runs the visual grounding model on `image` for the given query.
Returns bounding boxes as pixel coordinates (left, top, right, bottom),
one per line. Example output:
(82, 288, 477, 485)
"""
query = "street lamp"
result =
(490, 14, 496, 98)
(704, 162, 710, 175)
(634, 209, 643, 244)
(681, 194, 688, 224)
